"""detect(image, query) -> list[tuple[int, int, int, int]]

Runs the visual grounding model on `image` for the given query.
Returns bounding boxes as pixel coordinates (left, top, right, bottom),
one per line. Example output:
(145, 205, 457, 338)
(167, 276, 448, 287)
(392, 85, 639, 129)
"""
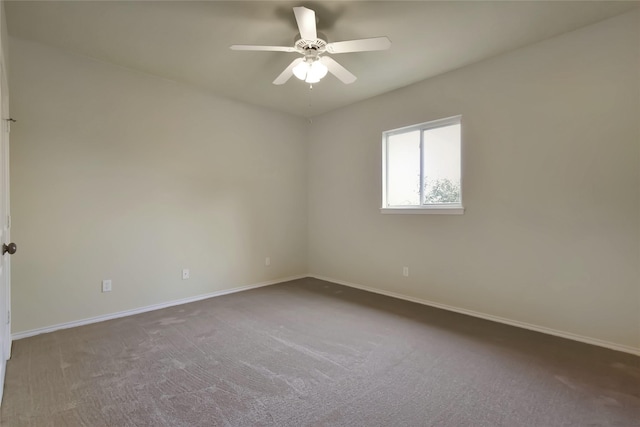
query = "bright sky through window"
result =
(383, 116, 462, 213)
(423, 124, 461, 204)
(387, 131, 420, 205)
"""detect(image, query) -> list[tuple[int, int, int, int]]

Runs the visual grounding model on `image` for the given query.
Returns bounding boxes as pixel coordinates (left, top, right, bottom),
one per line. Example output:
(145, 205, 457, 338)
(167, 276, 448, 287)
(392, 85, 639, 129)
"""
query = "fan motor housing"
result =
(294, 33, 328, 53)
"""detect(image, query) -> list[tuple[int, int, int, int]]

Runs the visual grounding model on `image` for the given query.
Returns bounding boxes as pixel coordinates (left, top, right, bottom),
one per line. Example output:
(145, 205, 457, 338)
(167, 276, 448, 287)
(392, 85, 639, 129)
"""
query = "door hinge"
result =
(7, 310, 10, 325)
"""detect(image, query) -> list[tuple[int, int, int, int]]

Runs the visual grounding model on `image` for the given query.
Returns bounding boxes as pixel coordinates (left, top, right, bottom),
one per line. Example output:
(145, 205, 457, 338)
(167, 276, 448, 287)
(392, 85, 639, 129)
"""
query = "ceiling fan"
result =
(230, 6, 391, 85)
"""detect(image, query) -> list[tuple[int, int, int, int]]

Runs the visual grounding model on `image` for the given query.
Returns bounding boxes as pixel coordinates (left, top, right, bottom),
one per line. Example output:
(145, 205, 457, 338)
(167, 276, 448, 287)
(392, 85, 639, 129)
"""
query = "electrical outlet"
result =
(102, 279, 112, 293)
(402, 267, 409, 277)
(265, 257, 271, 266)
(182, 269, 190, 280)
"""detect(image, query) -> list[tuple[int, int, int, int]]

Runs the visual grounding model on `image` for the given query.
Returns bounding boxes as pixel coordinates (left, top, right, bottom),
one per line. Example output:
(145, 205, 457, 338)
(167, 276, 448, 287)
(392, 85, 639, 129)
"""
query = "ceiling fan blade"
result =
(320, 56, 356, 84)
(230, 45, 297, 53)
(326, 37, 391, 54)
(293, 6, 317, 41)
(273, 58, 304, 85)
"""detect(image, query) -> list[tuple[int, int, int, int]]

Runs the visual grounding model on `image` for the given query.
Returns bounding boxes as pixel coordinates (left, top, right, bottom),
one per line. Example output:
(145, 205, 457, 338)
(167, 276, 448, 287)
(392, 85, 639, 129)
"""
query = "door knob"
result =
(2, 242, 16, 255)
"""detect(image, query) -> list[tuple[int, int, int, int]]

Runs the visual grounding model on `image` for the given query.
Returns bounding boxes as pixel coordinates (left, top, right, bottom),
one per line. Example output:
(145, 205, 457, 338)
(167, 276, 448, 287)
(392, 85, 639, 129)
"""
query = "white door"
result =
(0, 52, 12, 397)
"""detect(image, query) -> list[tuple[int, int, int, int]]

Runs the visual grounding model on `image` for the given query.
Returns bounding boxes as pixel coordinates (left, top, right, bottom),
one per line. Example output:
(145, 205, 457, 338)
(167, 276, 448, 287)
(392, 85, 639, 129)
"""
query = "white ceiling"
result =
(6, 1, 638, 117)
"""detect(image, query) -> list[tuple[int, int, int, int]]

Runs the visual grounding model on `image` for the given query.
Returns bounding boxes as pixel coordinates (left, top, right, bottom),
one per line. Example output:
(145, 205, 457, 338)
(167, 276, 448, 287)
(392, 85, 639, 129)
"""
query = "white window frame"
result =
(381, 115, 464, 215)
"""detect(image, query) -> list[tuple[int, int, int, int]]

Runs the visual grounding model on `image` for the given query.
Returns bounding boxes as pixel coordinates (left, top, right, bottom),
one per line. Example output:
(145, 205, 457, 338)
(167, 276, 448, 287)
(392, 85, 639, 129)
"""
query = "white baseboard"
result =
(12, 273, 640, 356)
(12, 275, 307, 341)
(309, 274, 640, 356)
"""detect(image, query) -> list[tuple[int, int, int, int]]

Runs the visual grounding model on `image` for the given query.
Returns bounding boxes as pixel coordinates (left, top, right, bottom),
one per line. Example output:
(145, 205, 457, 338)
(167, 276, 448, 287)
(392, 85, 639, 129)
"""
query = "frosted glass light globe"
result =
(293, 61, 310, 80)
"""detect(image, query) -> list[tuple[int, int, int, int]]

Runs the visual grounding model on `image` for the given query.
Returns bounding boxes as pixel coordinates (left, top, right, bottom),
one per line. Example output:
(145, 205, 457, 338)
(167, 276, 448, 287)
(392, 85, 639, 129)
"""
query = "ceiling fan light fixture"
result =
(293, 61, 309, 80)
(308, 61, 328, 81)
(293, 58, 328, 83)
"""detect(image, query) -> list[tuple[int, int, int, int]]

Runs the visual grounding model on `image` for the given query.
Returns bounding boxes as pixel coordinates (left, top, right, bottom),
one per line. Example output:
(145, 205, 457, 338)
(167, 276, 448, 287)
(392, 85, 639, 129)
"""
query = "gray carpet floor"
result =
(1, 277, 639, 426)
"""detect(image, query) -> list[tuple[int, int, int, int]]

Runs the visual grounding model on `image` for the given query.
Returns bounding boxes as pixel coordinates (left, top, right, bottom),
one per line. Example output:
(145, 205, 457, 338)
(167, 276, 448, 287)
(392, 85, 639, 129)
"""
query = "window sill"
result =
(380, 206, 465, 215)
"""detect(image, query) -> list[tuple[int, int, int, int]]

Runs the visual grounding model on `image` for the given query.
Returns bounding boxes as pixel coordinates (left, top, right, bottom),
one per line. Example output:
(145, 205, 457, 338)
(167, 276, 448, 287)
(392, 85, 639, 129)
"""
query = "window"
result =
(382, 116, 463, 214)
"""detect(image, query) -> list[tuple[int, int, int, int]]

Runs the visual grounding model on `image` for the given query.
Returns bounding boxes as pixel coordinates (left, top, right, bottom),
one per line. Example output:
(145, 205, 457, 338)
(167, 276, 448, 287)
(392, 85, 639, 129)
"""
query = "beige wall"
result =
(10, 38, 308, 333)
(308, 10, 640, 350)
